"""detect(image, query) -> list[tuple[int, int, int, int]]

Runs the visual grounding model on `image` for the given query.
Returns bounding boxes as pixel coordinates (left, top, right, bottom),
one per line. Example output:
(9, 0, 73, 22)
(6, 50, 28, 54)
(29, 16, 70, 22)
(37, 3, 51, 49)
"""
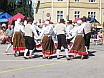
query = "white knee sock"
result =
(24, 49, 28, 57)
(56, 49, 60, 57)
(65, 49, 69, 57)
(6, 43, 12, 52)
(29, 50, 33, 57)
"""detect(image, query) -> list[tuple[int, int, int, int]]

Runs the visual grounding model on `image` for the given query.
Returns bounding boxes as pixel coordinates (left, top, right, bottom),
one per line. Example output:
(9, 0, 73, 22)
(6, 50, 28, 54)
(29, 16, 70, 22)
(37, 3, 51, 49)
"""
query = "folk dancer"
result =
(55, 19, 71, 60)
(32, 20, 42, 48)
(84, 17, 92, 50)
(38, 20, 56, 59)
(70, 19, 88, 60)
(23, 19, 39, 59)
(65, 20, 74, 47)
(13, 18, 25, 56)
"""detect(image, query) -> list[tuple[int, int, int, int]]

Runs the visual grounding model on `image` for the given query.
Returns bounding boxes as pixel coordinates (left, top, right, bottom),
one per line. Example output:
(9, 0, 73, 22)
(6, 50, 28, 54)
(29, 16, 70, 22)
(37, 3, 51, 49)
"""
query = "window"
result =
(74, 11, 80, 18)
(89, 0, 95, 3)
(88, 12, 96, 18)
(75, 0, 79, 2)
(57, 11, 63, 22)
(58, 0, 63, 1)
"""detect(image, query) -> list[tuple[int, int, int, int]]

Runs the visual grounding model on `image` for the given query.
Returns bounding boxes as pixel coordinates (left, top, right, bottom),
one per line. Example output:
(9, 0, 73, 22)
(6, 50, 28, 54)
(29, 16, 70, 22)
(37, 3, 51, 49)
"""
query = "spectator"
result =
(92, 24, 98, 39)
(6, 24, 14, 43)
(0, 26, 7, 44)
(103, 22, 104, 44)
(2, 23, 6, 28)
(98, 29, 103, 44)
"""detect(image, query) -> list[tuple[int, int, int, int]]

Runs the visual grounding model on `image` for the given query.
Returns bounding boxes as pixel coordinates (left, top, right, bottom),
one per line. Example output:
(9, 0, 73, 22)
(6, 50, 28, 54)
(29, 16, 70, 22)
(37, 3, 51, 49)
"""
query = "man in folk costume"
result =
(70, 19, 88, 60)
(55, 19, 71, 60)
(13, 18, 25, 56)
(84, 17, 92, 50)
(23, 19, 39, 59)
(38, 20, 56, 59)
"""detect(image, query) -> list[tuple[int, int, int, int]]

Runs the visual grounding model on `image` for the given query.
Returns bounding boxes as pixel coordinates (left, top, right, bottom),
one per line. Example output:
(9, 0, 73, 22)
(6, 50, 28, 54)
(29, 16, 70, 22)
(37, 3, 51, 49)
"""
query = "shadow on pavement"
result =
(88, 51, 96, 56)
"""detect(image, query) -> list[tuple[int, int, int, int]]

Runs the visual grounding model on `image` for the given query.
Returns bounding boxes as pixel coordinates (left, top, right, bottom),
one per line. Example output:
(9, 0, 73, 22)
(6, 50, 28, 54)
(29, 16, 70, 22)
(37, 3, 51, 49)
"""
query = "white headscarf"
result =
(15, 21, 19, 26)
(77, 20, 82, 24)
(17, 18, 21, 23)
(44, 21, 49, 25)
(2, 23, 6, 27)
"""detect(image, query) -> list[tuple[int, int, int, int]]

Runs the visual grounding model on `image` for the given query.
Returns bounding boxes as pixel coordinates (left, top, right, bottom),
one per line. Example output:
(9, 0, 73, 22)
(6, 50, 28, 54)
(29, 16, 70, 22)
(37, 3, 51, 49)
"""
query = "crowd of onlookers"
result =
(91, 23, 104, 44)
(0, 23, 14, 44)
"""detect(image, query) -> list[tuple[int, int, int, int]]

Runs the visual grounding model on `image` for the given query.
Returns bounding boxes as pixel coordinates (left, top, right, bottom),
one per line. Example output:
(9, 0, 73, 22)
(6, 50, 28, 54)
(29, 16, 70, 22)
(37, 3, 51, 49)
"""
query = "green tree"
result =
(0, 0, 33, 18)
(0, 0, 8, 12)
(7, 0, 16, 15)
(14, 0, 33, 18)
(0, 0, 16, 15)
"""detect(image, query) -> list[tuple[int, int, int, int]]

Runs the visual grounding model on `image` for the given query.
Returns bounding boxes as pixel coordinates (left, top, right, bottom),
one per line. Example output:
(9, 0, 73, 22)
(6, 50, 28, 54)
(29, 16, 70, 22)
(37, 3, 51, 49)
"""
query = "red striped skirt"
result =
(42, 35, 56, 55)
(70, 35, 87, 55)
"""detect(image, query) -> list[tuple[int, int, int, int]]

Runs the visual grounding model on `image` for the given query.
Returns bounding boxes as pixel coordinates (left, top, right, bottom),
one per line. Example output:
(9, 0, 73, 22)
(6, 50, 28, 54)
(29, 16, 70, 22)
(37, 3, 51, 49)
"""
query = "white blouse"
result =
(55, 23, 66, 35)
(14, 25, 25, 34)
(38, 24, 54, 39)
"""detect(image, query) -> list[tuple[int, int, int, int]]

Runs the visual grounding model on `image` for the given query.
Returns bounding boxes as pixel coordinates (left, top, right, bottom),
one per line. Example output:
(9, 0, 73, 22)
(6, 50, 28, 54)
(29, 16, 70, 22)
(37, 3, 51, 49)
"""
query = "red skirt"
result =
(36, 43, 42, 48)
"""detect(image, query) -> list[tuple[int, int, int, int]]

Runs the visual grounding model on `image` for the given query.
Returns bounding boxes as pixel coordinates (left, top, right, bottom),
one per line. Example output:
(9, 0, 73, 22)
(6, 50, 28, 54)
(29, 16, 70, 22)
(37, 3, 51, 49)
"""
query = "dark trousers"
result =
(24, 36, 35, 50)
(67, 37, 74, 44)
(57, 34, 68, 50)
(84, 32, 91, 50)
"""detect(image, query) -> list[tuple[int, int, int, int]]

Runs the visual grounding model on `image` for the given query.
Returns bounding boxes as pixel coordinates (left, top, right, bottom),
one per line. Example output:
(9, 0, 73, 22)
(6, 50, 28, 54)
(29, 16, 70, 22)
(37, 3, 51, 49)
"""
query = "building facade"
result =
(34, 0, 104, 24)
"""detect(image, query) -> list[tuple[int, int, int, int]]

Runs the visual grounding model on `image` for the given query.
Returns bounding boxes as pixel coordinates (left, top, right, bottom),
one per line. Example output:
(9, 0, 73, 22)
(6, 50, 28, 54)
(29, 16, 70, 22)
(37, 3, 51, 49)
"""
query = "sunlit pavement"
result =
(0, 43, 104, 78)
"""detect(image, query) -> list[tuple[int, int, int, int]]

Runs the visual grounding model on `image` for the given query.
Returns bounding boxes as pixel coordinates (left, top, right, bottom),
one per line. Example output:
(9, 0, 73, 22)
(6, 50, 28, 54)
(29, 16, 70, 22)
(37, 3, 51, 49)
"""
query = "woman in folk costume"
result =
(70, 19, 88, 60)
(65, 20, 74, 47)
(55, 19, 71, 60)
(13, 18, 25, 56)
(32, 20, 42, 49)
(38, 20, 56, 59)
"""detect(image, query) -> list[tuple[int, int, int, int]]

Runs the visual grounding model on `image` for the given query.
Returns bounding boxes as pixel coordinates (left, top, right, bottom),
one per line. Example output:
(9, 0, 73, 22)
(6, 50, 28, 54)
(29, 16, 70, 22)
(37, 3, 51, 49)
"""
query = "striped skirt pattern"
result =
(42, 35, 56, 55)
(13, 32, 25, 51)
(70, 35, 87, 55)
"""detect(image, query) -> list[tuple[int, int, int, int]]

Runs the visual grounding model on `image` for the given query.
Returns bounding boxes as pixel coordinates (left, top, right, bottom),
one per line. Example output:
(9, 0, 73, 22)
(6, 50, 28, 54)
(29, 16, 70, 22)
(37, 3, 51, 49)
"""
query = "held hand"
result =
(37, 39, 41, 41)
